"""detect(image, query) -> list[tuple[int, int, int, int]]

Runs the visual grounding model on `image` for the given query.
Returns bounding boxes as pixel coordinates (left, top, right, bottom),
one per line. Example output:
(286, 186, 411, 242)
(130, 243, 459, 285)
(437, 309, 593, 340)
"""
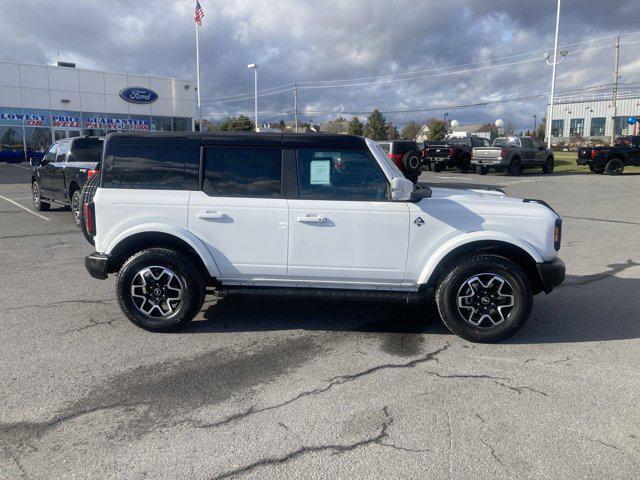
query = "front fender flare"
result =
(104, 223, 221, 278)
(416, 231, 543, 286)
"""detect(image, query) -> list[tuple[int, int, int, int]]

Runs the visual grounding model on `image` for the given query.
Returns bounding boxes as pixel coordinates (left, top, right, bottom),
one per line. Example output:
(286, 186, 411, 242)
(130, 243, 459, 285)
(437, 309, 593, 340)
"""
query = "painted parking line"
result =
(6, 163, 31, 170)
(434, 176, 474, 180)
(0, 194, 50, 221)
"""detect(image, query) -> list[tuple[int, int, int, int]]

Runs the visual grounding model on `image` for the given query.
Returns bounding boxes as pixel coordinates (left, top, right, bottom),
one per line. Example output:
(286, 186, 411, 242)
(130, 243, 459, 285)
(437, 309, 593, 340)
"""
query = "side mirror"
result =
(390, 176, 413, 201)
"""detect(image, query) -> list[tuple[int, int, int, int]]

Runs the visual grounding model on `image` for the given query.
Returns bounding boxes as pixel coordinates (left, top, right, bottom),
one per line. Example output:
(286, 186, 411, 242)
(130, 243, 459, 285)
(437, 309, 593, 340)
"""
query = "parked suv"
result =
(30, 136, 103, 225)
(84, 132, 564, 343)
(472, 136, 554, 176)
(376, 140, 422, 182)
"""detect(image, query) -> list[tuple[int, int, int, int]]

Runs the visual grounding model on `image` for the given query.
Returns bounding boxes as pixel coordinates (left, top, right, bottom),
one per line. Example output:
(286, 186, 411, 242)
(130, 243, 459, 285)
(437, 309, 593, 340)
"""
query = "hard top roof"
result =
(106, 131, 368, 148)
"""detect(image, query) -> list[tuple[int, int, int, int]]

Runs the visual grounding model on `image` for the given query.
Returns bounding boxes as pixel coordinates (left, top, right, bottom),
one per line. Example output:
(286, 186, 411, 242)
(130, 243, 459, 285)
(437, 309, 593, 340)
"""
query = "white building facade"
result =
(548, 91, 640, 144)
(0, 61, 196, 161)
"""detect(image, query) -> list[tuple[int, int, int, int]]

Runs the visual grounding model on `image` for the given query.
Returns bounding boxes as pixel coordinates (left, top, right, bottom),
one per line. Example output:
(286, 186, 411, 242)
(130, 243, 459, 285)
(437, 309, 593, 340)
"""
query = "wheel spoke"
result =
(456, 273, 515, 328)
(130, 265, 184, 318)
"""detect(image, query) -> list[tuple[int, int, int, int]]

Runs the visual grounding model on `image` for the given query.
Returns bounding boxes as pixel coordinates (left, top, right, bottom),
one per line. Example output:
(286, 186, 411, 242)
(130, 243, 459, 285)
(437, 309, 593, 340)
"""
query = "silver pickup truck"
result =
(472, 136, 555, 176)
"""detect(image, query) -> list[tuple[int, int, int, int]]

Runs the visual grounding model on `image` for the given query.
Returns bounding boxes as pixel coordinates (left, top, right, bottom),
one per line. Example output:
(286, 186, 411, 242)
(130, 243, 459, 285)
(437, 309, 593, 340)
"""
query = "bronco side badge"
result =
(414, 217, 425, 226)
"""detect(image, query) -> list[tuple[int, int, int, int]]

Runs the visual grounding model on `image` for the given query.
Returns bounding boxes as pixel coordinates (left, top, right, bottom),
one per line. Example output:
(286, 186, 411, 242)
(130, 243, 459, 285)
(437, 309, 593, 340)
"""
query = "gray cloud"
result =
(1, 0, 639, 130)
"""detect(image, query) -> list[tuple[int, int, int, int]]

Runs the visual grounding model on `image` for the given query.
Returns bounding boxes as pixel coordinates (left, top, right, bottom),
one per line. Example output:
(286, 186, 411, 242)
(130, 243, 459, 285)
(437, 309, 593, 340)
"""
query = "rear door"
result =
(287, 147, 410, 287)
(188, 144, 288, 282)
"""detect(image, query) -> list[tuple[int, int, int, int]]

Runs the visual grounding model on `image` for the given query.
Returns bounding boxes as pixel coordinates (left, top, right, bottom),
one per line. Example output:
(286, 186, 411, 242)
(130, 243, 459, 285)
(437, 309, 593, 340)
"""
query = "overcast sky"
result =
(2, 0, 640, 129)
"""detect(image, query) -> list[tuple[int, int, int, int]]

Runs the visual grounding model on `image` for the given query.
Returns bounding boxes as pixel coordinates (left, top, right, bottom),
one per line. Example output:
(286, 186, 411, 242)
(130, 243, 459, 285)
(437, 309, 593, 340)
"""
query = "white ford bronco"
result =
(84, 132, 564, 342)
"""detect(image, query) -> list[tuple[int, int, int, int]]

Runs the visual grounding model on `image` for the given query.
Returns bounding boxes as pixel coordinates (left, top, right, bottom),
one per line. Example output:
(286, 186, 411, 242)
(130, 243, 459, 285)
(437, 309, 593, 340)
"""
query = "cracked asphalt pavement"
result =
(1, 162, 639, 479)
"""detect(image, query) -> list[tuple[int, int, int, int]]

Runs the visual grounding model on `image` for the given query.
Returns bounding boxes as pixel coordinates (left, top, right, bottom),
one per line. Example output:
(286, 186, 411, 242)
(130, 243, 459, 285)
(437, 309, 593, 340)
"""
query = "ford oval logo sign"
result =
(119, 87, 158, 104)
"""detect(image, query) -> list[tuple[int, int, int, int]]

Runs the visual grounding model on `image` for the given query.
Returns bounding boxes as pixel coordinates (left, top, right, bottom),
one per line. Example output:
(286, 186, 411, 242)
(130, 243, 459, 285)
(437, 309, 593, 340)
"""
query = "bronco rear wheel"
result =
(435, 254, 533, 343)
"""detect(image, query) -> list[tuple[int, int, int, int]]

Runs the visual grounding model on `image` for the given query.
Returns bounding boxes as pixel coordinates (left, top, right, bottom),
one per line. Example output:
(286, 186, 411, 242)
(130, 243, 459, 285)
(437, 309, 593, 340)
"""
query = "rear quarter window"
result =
(102, 138, 187, 189)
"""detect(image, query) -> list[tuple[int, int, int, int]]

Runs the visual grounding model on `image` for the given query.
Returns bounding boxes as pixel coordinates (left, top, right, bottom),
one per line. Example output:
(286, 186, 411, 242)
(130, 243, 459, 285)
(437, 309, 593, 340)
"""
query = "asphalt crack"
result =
(2, 298, 117, 312)
(494, 382, 548, 397)
(480, 439, 504, 466)
(563, 215, 640, 227)
(59, 316, 117, 335)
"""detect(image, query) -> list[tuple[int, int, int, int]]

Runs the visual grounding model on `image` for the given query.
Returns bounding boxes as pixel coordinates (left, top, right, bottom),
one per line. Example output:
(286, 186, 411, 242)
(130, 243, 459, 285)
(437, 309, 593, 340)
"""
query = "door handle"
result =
(197, 211, 227, 220)
(297, 215, 326, 223)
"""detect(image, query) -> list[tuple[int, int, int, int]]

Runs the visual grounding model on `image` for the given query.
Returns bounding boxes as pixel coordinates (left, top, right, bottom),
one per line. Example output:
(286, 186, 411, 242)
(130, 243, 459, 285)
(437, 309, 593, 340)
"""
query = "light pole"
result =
(495, 118, 504, 137)
(544, 0, 568, 148)
(533, 114, 537, 135)
(443, 112, 449, 125)
(247, 63, 258, 132)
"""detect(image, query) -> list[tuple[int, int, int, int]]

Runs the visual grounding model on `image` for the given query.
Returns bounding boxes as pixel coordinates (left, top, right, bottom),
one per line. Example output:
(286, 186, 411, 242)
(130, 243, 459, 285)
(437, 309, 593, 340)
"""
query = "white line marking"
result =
(434, 176, 473, 180)
(6, 163, 30, 170)
(0, 194, 50, 221)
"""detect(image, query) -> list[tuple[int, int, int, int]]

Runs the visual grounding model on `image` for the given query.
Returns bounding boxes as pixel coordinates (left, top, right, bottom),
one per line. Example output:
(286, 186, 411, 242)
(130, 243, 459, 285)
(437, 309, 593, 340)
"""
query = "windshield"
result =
(72, 138, 103, 162)
(366, 138, 404, 179)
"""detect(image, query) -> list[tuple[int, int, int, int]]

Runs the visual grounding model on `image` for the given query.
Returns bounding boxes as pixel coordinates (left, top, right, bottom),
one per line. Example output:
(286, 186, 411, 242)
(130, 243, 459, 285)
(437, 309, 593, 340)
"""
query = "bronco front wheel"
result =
(435, 254, 533, 343)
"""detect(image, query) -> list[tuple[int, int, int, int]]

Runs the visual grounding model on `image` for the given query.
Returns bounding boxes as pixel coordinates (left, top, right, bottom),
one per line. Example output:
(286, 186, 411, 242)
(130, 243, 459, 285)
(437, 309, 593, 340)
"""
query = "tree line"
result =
(200, 110, 547, 142)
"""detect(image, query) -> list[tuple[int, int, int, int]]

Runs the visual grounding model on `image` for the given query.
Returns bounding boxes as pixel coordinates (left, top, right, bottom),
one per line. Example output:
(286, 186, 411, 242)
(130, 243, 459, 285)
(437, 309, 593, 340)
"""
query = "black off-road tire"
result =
(507, 157, 522, 176)
(79, 174, 101, 245)
(477, 166, 489, 175)
(589, 165, 605, 174)
(604, 158, 624, 176)
(542, 157, 554, 174)
(116, 248, 206, 332)
(458, 155, 471, 173)
(32, 180, 50, 211)
(435, 254, 533, 343)
(71, 189, 82, 227)
(433, 162, 444, 172)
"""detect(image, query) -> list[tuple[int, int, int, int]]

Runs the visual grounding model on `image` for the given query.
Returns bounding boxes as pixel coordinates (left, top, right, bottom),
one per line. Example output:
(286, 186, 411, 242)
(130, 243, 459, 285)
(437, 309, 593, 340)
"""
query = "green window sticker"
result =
(310, 160, 331, 185)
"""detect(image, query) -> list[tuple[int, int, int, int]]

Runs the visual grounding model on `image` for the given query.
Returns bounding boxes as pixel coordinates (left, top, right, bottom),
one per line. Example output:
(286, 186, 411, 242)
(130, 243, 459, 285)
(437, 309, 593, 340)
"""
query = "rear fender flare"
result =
(104, 223, 221, 278)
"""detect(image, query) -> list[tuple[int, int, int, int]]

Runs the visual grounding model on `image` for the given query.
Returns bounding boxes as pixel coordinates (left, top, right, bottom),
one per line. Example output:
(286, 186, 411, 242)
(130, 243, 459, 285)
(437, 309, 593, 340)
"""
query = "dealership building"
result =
(548, 91, 640, 143)
(0, 60, 196, 161)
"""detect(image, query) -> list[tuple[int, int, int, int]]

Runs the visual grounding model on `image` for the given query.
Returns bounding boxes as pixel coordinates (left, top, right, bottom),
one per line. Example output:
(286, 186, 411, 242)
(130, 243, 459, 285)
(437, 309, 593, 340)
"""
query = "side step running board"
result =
(214, 286, 429, 304)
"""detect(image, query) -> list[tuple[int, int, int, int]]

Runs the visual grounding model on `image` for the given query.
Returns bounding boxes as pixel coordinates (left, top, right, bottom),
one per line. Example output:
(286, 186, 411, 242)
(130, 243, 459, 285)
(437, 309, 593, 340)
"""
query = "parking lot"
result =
(1, 161, 639, 479)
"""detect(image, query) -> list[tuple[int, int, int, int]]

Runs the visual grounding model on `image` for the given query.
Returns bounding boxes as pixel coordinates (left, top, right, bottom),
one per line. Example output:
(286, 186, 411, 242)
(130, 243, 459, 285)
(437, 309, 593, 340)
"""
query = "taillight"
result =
(388, 152, 404, 169)
(87, 169, 99, 178)
(450, 147, 455, 156)
(84, 202, 96, 236)
(590, 150, 597, 159)
(500, 148, 508, 159)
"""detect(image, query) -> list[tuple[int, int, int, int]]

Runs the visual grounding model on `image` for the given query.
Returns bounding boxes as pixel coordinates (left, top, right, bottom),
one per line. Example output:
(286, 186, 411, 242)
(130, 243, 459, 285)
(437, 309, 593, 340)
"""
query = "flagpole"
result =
(195, 18, 202, 131)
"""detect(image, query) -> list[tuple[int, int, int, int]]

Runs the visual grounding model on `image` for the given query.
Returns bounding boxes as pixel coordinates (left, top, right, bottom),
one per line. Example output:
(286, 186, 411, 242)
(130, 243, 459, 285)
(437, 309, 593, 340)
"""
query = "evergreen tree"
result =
(364, 109, 388, 140)
(426, 119, 447, 141)
(347, 116, 363, 136)
(386, 122, 399, 140)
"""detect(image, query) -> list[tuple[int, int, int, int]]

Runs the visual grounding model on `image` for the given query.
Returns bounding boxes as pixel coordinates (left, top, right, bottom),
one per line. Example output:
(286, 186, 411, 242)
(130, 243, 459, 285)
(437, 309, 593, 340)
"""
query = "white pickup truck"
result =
(472, 136, 555, 176)
(83, 132, 564, 343)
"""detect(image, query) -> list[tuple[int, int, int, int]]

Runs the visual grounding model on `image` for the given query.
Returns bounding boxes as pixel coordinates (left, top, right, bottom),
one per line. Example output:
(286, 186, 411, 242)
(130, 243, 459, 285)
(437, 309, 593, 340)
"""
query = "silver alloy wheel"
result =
(130, 266, 184, 318)
(456, 273, 515, 327)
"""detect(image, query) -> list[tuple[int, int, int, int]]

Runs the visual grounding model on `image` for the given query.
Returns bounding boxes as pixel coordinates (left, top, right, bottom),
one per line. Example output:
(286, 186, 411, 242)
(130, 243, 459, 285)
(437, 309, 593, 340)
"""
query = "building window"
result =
(590, 117, 606, 136)
(614, 117, 630, 136)
(172, 117, 192, 132)
(551, 119, 564, 137)
(569, 118, 584, 137)
(24, 127, 51, 158)
(0, 126, 25, 162)
(151, 116, 173, 132)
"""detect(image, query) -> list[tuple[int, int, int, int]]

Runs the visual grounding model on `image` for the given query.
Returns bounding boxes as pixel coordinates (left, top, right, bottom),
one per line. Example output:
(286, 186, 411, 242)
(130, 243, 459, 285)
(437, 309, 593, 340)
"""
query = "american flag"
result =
(194, 0, 204, 25)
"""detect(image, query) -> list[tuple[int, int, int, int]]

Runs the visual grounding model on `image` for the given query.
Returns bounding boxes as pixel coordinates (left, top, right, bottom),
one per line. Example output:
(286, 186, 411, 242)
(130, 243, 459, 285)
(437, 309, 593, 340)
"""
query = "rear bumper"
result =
(471, 158, 506, 166)
(85, 252, 110, 280)
(577, 157, 604, 166)
(537, 257, 565, 293)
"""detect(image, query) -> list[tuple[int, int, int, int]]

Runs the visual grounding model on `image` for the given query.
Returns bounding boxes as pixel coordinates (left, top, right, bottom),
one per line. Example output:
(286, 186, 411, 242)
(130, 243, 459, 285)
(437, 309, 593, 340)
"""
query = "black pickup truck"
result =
(425, 135, 492, 173)
(30, 136, 103, 225)
(577, 135, 640, 175)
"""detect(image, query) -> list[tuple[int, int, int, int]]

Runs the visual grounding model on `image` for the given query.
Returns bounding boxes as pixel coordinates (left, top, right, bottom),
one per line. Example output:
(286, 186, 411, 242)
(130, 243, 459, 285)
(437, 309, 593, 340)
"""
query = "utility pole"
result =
(611, 35, 620, 146)
(293, 83, 299, 133)
(533, 114, 537, 135)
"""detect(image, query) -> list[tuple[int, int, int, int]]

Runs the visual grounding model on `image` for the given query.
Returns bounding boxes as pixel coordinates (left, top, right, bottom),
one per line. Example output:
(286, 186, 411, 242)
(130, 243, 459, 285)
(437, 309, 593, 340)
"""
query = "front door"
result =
(38, 142, 60, 196)
(188, 145, 288, 282)
(48, 140, 70, 200)
(287, 147, 410, 286)
(520, 138, 537, 164)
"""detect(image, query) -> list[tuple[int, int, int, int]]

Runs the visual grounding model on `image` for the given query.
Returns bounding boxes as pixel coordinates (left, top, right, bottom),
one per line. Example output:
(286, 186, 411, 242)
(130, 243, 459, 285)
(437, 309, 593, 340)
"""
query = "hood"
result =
(429, 186, 524, 204)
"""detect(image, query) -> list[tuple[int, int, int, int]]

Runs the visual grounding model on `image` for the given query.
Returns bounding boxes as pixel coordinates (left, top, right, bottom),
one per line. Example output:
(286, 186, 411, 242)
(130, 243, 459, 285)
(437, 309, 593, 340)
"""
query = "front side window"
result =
(521, 138, 534, 148)
(296, 149, 387, 201)
(56, 141, 71, 161)
(203, 146, 281, 198)
(44, 143, 58, 161)
(569, 118, 584, 136)
(103, 138, 186, 189)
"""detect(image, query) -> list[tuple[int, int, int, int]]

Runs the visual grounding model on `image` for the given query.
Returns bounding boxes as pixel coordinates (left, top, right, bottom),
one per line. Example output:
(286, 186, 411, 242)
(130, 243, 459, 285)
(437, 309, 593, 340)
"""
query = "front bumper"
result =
(85, 252, 110, 280)
(537, 257, 565, 293)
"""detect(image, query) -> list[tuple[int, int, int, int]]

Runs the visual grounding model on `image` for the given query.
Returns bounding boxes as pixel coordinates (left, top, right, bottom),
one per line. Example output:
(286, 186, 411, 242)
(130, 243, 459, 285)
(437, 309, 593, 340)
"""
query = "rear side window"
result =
(296, 148, 387, 201)
(71, 138, 103, 162)
(203, 146, 281, 198)
(102, 138, 187, 189)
